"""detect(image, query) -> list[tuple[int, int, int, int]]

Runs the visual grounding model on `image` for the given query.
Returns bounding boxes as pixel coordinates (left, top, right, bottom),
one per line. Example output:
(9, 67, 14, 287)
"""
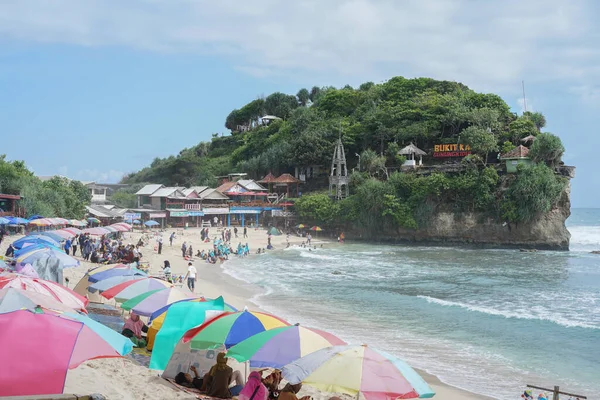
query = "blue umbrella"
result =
(88, 276, 145, 293)
(7, 217, 28, 225)
(38, 231, 65, 242)
(133, 219, 141, 224)
(88, 266, 147, 283)
(0, 217, 9, 225)
(13, 235, 60, 250)
(14, 243, 63, 257)
(144, 220, 159, 227)
(19, 249, 79, 268)
(28, 215, 44, 220)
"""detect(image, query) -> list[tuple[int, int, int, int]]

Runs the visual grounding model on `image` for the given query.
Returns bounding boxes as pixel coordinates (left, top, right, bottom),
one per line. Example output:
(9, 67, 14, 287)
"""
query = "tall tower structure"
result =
(329, 137, 349, 200)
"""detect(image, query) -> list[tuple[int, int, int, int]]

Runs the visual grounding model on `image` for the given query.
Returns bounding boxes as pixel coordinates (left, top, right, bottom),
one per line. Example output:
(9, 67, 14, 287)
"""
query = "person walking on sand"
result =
(184, 262, 197, 292)
(181, 242, 187, 258)
(158, 236, 163, 255)
(169, 232, 175, 246)
(234, 227, 238, 238)
(71, 235, 78, 257)
(243, 226, 247, 238)
(64, 238, 72, 255)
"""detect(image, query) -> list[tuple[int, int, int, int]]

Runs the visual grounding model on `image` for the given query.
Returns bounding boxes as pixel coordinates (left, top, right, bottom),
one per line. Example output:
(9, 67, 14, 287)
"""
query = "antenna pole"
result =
(522, 80, 527, 113)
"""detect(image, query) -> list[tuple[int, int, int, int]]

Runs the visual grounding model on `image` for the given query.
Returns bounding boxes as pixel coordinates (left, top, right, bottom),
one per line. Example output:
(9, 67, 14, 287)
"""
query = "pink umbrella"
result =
(63, 227, 82, 235)
(82, 227, 111, 236)
(109, 224, 129, 232)
(52, 230, 75, 239)
(0, 310, 130, 396)
(14, 263, 39, 278)
(113, 222, 132, 230)
(0, 274, 88, 313)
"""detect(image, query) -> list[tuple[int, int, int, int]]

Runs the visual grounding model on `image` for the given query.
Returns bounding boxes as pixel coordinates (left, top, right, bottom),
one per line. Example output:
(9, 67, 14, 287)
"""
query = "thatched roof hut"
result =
(501, 145, 530, 159)
(520, 135, 537, 144)
(398, 143, 427, 156)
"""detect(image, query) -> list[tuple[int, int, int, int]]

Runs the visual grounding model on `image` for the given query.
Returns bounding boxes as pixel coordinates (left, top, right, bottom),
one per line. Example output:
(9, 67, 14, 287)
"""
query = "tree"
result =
(459, 126, 498, 164)
(111, 190, 137, 208)
(507, 117, 537, 143)
(501, 141, 516, 155)
(296, 88, 310, 107)
(528, 133, 565, 167)
(524, 111, 546, 132)
(294, 193, 340, 225)
(309, 86, 321, 103)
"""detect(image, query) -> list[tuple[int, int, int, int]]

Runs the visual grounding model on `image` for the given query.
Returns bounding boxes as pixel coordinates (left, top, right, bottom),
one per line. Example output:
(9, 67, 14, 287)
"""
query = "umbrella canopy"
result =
(126, 287, 194, 317)
(87, 264, 147, 283)
(62, 227, 82, 235)
(38, 231, 67, 242)
(50, 230, 75, 239)
(282, 345, 435, 400)
(228, 325, 346, 368)
(17, 248, 79, 268)
(7, 216, 29, 225)
(28, 218, 52, 226)
(145, 220, 159, 227)
(0, 309, 132, 396)
(28, 214, 44, 220)
(295, 224, 306, 229)
(13, 262, 39, 278)
(14, 242, 63, 257)
(0, 287, 76, 314)
(68, 219, 87, 227)
(133, 219, 141, 224)
(101, 277, 172, 302)
(13, 235, 60, 249)
(103, 226, 118, 233)
(113, 222, 132, 229)
(87, 217, 101, 223)
(109, 224, 129, 232)
(149, 297, 236, 323)
(184, 310, 289, 350)
(0, 273, 88, 313)
(310, 226, 323, 231)
(87, 275, 145, 293)
(0, 217, 10, 224)
(83, 227, 111, 235)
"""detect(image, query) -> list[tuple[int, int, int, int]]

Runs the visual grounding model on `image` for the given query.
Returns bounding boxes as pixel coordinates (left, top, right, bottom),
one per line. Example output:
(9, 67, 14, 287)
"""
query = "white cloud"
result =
(75, 169, 125, 184)
(0, 0, 599, 96)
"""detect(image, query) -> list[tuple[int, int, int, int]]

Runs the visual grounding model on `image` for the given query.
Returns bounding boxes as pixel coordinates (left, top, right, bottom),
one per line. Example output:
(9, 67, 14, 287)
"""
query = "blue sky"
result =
(0, 0, 598, 207)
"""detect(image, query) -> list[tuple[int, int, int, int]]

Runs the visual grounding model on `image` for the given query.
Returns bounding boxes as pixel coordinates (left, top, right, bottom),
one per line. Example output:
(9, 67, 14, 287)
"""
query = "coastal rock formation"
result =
(351, 183, 572, 251)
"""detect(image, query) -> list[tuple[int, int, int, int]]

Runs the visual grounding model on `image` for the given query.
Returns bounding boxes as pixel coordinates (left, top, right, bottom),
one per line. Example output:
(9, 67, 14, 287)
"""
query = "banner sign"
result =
(149, 212, 167, 218)
(272, 210, 295, 217)
(188, 211, 204, 217)
(169, 211, 189, 217)
(123, 213, 141, 220)
(433, 144, 471, 158)
(230, 209, 261, 214)
(203, 207, 230, 215)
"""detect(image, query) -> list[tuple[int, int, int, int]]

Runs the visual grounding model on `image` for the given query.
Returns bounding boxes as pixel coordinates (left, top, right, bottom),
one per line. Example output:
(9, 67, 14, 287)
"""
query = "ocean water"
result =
(222, 208, 600, 399)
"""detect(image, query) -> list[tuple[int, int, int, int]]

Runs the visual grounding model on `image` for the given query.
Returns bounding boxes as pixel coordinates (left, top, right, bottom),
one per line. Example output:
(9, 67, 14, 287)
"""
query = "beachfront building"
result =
(501, 145, 532, 173)
(0, 193, 23, 216)
(86, 183, 108, 203)
(273, 173, 302, 198)
(135, 184, 165, 208)
(85, 204, 125, 225)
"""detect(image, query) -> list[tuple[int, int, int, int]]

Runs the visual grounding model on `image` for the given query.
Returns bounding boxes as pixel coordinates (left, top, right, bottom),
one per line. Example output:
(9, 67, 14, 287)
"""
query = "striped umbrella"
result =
(82, 227, 111, 236)
(87, 275, 145, 293)
(0, 287, 77, 314)
(185, 310, 289, 350)
(101, 277, 172, 303)
(51, 230, 75, 239)
(0, 217, 10, 225)
(29, 219, 52, 227)
(282, 345, 435, 399)
(17, 248, 79, 268)
(109, 224, 129, 232)
(87, 264, 147, 283)
(125, 287, 194, 317)
(38, 231, 65, 242)
(13, 235, 60, 249)
(0, 274, 88, 313)
(103, 226, 118, 233)
(227, 324, 346, 368)
(62, 227, 82, 235)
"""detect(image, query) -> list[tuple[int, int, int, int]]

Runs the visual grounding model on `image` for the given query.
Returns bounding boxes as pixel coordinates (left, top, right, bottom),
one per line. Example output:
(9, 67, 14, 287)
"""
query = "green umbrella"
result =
(120, 288, 166, 311)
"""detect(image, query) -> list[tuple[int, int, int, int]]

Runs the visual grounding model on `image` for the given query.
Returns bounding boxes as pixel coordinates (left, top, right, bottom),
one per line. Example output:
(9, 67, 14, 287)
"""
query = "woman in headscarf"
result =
(203, 352, 244, 398)
(238, 371, 268, 400)
(121, 312, 148, 347)
(278, 383, 310, 400)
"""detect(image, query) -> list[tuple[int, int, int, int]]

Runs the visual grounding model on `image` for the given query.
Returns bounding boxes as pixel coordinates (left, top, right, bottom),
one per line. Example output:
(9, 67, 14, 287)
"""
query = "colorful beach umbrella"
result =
(28, 218, 52, 226)
(281, 345, 435, 400)
(87, 275, 145, 293)
(114, 222, 132, 230)
(13, 235, 60, 249)
(109, 224, 129, 232)
(0, 287, 76, 314)
(63, 227, 82, 235)
(83, 227, 111, 235)
(127, 287, 194, 317)
(49, 229, 75, 239)
(148, 297, 236, 323)
(7, 217, 29, 225)
(184, 310, 290, 350)
(103, 226, 118, 233)
(0, 309, 132, 396)
(17, 248, 79, 268)
(0, 217, 10, 224)
(87, 217, 101, 223)
(295, 224, 306, 229)
(14, 242, 62, 257)
(310, 226, 323, 231)
(228, 324, 346, 368)
(87, 264, 147, 283)
(145, 220, 159, 227)
(0, 274, 88, 313)
(38, 231, 66, 242)
(101, 277, 172, 302)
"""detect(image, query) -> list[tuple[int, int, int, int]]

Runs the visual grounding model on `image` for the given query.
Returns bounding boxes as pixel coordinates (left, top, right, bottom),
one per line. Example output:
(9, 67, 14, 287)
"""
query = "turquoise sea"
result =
(222, 208, 600, 399)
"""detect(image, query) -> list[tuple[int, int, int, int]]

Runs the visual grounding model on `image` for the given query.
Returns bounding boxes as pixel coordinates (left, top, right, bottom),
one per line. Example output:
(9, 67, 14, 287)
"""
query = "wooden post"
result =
(527, 384, 587, 399)
(553, 386, 559, 400)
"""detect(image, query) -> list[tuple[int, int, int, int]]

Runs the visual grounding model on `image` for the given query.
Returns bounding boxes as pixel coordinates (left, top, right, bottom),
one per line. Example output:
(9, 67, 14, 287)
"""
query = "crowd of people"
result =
(66, 233, 145, 266)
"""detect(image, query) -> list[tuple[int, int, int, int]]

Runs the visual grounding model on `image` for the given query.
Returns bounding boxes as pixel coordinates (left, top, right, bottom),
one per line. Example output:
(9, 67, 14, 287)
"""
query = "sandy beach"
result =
(3, 227, 491, 399)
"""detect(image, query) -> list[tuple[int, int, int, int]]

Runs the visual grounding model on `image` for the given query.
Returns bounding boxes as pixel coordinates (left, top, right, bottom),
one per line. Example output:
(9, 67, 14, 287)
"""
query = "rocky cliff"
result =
(349, 181, 573, 251)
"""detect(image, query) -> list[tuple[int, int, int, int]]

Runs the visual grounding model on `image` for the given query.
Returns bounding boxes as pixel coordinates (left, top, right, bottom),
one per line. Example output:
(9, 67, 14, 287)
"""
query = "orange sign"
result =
(433, 144, 471, 158)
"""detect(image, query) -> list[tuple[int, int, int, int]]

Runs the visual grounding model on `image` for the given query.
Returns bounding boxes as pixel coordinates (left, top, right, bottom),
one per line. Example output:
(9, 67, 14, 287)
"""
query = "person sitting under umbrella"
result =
(203, 352, 244, 398)
(121, 312, 148, 347)
(175, 365, 204, 390)
(278, 383, 310, 400)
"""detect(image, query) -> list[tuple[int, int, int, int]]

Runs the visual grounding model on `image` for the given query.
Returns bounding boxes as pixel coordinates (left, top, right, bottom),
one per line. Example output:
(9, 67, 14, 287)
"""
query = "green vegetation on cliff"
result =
(122, 76, 568, 230)
(0, 155, 91, 218)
